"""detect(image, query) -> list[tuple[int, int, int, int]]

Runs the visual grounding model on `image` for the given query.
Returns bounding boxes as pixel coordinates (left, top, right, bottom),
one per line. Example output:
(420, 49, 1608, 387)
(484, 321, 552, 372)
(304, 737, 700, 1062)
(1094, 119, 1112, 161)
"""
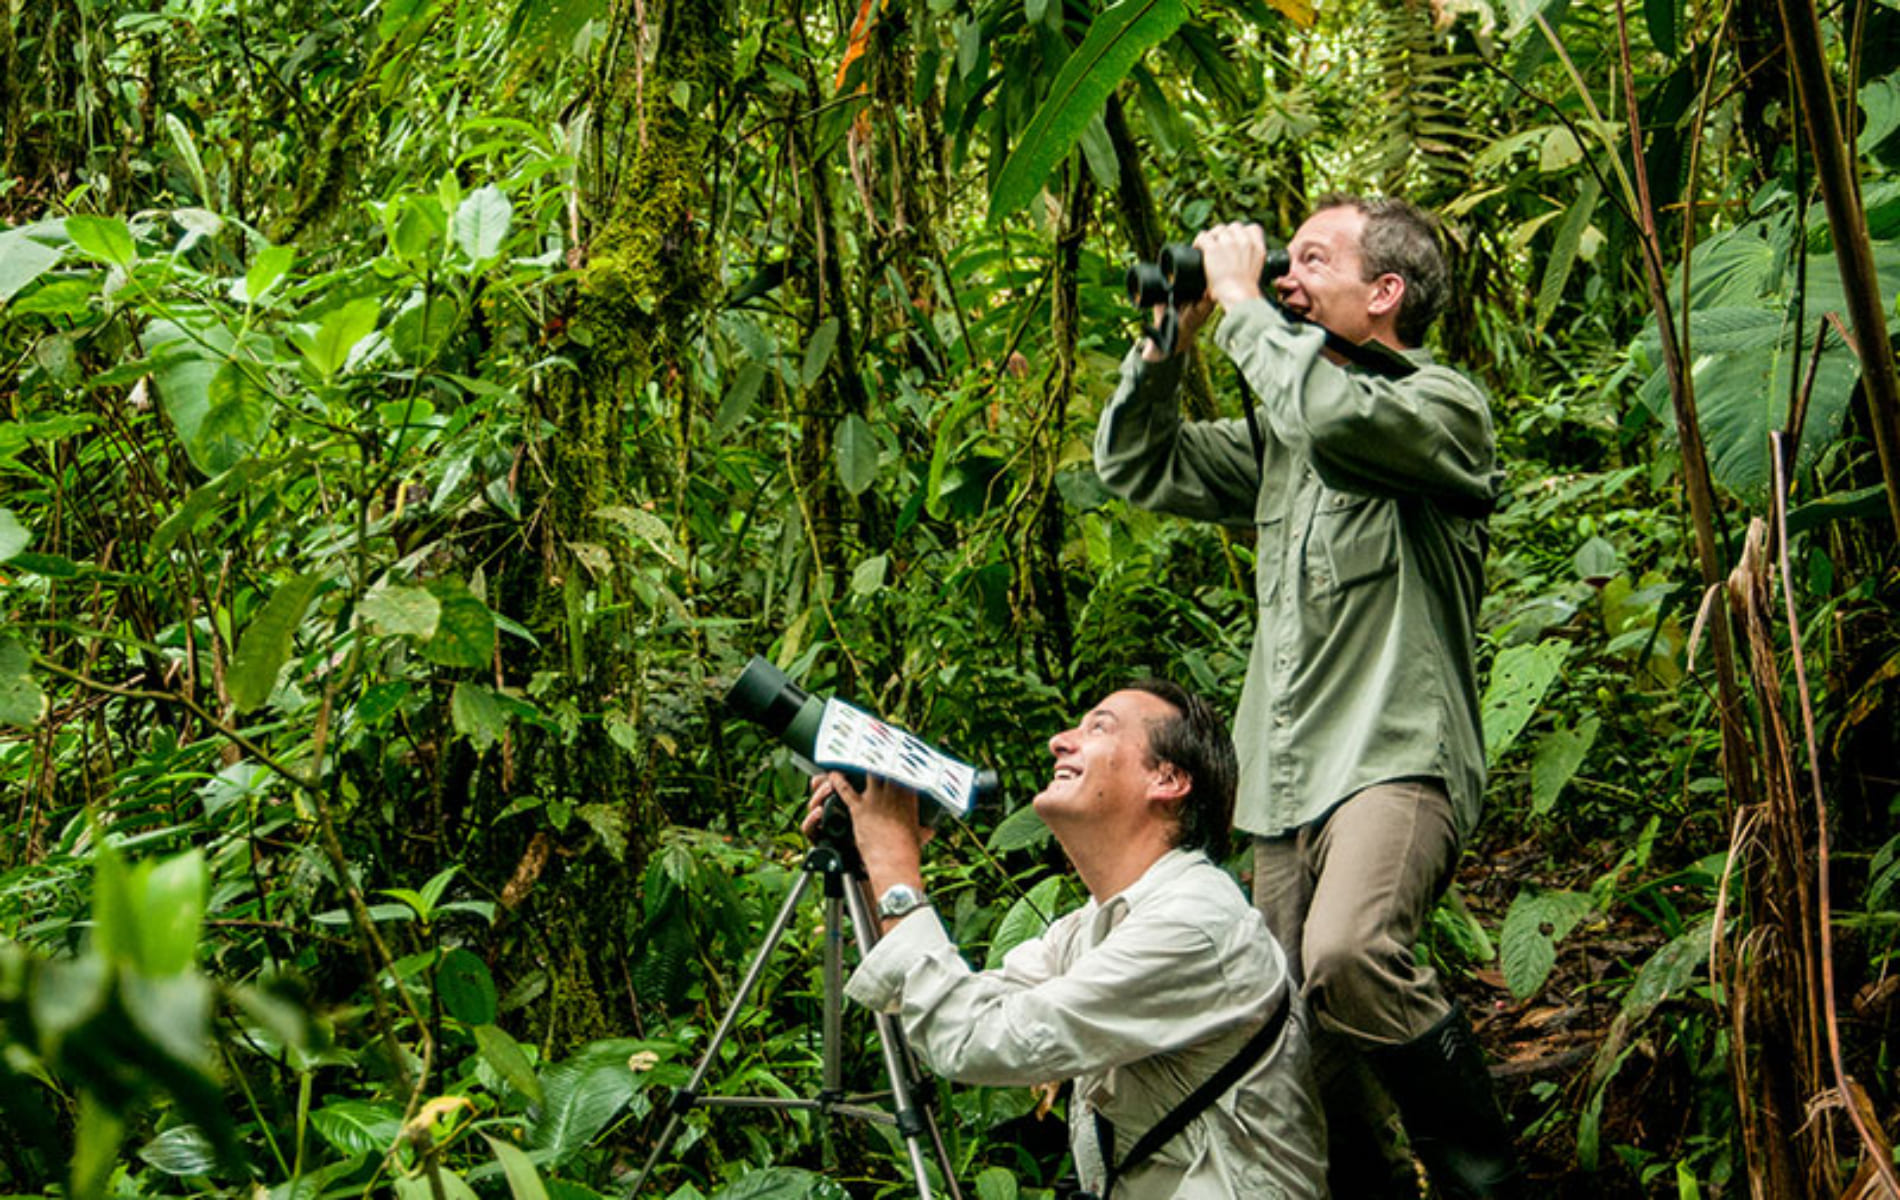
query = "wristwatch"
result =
(876, 883, 932, 922)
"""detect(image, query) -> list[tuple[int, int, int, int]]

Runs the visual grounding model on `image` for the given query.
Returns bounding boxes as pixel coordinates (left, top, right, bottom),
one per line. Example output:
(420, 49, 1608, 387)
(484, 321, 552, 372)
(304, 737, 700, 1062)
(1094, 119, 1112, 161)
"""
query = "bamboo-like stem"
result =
(1610, 0, 1757, 812)
(1771, 433, 1900, 1196)
(1772, 0, 1900, 544)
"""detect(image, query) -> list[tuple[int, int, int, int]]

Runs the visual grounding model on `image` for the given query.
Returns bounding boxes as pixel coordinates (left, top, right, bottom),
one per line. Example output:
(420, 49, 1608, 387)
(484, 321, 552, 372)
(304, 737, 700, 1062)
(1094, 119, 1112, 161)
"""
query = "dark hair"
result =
(1128, 678, 1238, 860)
(1313, 193, 1450, 347)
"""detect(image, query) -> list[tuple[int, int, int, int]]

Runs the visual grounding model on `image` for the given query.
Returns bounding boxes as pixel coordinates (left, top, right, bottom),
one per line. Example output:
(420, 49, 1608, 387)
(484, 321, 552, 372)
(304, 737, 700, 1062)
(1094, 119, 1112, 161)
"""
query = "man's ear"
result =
(1148, 762, 1190, 804)
(1368, 272, 1405, 318)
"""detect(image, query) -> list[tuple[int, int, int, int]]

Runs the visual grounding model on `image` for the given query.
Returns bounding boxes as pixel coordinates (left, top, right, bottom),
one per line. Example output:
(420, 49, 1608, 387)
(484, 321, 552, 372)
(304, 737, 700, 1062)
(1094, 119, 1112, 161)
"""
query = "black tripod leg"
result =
(840, 876, 965, 1200)
(625, 864, 817, 1196)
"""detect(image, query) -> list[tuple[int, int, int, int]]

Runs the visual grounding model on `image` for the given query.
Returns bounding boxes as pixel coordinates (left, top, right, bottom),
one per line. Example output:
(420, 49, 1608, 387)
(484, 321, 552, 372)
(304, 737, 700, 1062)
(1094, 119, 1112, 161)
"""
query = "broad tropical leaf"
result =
(988, 0, 1190, 222)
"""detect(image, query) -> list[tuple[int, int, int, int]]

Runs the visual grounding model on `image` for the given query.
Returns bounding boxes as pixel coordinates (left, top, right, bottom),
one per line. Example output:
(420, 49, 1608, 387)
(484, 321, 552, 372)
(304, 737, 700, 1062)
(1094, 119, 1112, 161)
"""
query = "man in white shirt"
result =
(806, 680, 1326, 1198)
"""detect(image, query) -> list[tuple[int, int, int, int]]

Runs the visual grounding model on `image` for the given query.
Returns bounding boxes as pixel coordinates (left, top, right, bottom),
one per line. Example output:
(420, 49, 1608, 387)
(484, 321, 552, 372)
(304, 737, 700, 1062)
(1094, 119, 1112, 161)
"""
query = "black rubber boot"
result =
(1365, 1002, 1522, 1199)
(1318, 1040, 1418, 1199)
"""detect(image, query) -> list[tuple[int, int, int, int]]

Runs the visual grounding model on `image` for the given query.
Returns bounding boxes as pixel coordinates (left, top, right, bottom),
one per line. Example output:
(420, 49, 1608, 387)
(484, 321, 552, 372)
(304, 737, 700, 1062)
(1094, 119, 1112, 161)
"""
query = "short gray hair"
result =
(1314, 193, 1450, 347)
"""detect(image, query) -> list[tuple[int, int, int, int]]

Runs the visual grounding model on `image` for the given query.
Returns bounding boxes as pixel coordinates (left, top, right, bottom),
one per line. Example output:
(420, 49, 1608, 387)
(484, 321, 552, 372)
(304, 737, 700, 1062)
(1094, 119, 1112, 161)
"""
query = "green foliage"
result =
(1, 0, 1897, 1192)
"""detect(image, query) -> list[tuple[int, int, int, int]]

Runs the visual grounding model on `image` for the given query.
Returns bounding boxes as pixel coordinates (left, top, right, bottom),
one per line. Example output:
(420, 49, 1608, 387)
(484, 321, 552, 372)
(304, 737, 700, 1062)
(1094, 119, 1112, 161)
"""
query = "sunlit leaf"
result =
(244, 244, 296, 303)
(835, 412, 878, 496)
(454, 185, 513, 264)
(293, 297, 381, 380)
(0, 508, 28, 560)
(0, 226, 66, 302)
(362, 583, 442, 639)
(64, 215, 136, 269)
(310, 1101, 404, 1156)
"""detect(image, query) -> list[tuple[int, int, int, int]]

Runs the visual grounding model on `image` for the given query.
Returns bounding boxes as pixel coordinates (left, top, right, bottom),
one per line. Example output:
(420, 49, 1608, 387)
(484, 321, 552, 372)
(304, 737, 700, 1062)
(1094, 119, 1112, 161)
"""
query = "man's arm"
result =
(1214, 301, 1495, 505)
(1092, 350, 1261, 526)
(847, 892, 1280, 1089)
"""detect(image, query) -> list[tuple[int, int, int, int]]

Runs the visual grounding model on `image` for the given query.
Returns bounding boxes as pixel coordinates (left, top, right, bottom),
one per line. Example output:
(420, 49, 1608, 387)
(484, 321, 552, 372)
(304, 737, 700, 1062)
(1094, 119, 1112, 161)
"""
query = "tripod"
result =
(626, 834, 963, 1198)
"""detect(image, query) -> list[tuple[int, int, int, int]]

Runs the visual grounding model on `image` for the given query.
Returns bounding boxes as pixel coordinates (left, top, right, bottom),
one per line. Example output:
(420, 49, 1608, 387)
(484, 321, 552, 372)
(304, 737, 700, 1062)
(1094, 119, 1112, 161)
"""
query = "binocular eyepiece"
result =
(1126, 243, 1291, 310)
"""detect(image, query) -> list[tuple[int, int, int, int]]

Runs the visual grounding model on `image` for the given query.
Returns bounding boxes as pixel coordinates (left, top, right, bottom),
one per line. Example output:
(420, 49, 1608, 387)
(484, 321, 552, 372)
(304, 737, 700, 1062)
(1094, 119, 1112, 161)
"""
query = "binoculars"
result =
(1126, 243, 1291, 310)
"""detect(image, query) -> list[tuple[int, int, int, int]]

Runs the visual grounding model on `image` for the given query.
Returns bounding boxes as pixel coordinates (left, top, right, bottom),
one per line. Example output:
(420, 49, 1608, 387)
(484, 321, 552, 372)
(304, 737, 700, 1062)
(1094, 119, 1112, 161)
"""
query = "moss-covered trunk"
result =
(487, 0, 725, 1050)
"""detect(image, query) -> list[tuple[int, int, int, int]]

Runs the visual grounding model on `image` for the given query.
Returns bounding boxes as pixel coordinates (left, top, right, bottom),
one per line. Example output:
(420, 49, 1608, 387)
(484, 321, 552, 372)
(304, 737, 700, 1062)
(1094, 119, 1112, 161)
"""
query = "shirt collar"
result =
(1085, 847, 1206, 938)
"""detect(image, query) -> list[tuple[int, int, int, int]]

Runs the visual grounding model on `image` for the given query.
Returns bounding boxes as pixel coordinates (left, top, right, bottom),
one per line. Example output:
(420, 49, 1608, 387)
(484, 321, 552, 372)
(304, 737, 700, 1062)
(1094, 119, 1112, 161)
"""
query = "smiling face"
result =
(1274, 204, 1403, 347)
(1032, 689, 1183, 832)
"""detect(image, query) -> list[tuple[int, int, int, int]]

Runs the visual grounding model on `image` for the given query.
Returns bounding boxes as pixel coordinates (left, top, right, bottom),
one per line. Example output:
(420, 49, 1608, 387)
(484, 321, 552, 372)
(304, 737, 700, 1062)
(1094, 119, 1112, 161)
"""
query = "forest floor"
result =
(1456, 835, 1678, 1196)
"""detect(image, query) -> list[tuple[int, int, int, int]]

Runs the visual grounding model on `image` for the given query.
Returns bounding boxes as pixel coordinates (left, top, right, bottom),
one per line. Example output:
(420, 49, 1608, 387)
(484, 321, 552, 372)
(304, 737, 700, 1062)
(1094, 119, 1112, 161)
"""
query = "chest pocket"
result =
(1309, 491, 1399, 594)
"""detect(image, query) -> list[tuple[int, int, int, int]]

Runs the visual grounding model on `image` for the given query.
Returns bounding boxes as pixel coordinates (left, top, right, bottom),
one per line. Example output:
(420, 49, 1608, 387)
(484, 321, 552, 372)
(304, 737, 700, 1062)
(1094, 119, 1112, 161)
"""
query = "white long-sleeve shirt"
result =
(846, 849, 1326, 1197)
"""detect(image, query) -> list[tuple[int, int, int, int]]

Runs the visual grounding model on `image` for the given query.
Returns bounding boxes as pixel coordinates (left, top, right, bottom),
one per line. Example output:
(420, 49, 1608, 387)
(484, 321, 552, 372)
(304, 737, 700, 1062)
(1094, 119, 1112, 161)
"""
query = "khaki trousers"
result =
(1250, 778, 1461, 1045)
(1253, 780, 1464, 1194)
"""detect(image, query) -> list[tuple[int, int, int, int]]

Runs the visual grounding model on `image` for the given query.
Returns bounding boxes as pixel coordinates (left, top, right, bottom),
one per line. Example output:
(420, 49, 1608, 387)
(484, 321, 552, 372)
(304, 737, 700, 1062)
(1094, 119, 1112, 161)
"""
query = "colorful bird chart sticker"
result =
(812, 699, 980, 818)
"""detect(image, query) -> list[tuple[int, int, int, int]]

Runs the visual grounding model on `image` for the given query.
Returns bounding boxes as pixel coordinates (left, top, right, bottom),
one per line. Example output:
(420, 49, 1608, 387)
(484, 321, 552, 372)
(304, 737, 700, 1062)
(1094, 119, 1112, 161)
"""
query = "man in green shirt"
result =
(1093, 196, 1519, 1198)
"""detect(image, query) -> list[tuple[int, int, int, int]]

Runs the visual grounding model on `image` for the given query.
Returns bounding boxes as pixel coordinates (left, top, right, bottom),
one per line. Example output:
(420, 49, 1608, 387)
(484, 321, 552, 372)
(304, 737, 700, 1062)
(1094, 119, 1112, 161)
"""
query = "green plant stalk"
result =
(1772, 0, 1900, 544)
(1609, 0, 1757, 817)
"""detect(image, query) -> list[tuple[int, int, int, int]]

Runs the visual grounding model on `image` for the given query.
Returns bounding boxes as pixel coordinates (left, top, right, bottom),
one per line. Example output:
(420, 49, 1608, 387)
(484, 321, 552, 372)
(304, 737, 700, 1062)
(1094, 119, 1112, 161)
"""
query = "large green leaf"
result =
(0, 636, 46, 726)
(1534, 173, 1598, 332)
(0, 507, 29, 560)
(229, 574, 321, 713)
(1633, 225, 1900, 503)
(137, 1124, 219, 1176)
(453, 185, 513, 264)
(361, 582, 442, 639)
(141, 318, 254, 476)
(422, 579, 496, 668)
(292, 297, 381, 380)
(985, 803, 1052, 853)
(474, 1024, 544, 1104)
(709, 1171, 836, 1200)
(0, 226, 66, 302)
(1499, 887, 1591, 999)
(64, 215, 136, 270)
(1529, 716, 1599, 817)
(310, 1100, 403, 1156)
(987, 0, 1190, 222)
(483, 1135, 550, 1200)
(451, 682, 508, 753)
(1480, 639, 1568, 766)
(834, 412, 878, 497)
(528, 1056, 638, 1163)
(437, 947, 499, 1025)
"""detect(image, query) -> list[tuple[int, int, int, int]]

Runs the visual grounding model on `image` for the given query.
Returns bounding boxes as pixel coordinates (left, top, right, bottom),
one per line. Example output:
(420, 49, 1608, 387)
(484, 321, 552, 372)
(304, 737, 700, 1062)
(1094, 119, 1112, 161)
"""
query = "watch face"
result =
(878, 884, 927, 919)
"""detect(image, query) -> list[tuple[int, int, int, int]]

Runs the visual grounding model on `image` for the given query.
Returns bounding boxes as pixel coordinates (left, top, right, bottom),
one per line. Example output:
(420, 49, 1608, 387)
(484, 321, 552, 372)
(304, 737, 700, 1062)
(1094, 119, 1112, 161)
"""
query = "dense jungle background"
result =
(4, 0, 1900, 1194)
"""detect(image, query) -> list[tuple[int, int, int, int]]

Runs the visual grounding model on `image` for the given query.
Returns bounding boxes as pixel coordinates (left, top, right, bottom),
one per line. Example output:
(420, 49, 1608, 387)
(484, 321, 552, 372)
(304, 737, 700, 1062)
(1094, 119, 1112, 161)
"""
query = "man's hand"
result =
(1139, 296, 1215, 363)
(804, 772, 931, 920)
(1194, 222, 1268, 311)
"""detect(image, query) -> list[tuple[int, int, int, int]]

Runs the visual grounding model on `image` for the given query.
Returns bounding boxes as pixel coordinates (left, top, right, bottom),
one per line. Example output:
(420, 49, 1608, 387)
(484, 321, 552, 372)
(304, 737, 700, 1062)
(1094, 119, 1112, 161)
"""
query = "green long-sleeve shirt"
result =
(1093, 300, 1496, 840)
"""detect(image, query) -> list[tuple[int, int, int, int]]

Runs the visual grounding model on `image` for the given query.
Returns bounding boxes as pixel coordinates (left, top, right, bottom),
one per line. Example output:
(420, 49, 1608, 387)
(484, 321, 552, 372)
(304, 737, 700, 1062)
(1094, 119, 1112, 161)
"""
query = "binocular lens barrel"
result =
(1124, 245, 1292, 309)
